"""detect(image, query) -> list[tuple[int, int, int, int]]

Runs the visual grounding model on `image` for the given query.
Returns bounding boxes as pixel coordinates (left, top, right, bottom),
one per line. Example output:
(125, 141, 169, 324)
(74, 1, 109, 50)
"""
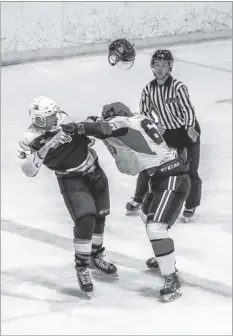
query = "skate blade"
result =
(81, 291, 93, 299)
(90, 268, 118, 279)
(147, 265, 160, 272)
(182, 216, 190, 223)
(159, 290, 182, 303)
(125, 210, 139, 216)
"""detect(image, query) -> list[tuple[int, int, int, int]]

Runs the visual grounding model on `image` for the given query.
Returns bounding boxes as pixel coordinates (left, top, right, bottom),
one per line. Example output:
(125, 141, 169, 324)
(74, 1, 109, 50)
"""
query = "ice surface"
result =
(1, 39, 232, 335)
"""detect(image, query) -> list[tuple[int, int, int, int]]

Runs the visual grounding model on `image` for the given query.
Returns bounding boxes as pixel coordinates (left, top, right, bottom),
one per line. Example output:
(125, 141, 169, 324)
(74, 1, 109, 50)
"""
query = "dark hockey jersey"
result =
(18, 112, 97, 177)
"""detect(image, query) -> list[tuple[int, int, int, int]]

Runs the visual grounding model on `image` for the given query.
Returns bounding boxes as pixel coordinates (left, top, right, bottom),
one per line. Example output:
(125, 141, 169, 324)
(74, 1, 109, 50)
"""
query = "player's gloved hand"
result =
(187, 126, 199, 142)
(47, 130, 72, 148)
(102, 102, 132, 119)
(59, 123, 76, 135)
(85, 116, 100, 122)
(84, 121, 113, 139)
(96, 121, 113, 136)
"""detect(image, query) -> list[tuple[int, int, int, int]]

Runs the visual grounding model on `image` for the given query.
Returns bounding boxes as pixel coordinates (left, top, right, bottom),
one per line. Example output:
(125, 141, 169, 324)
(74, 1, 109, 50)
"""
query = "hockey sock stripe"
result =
(75, 253, 90, 266)
(92, 233, 104, 246)
(153, 176, 177, 222)
(154, 190, 171, 222)
(73, 238, 92, 253)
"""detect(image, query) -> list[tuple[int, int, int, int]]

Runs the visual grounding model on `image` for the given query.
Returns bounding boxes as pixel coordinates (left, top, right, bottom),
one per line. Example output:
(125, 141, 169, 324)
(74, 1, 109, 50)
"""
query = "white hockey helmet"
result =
(29, 96, 60, 127)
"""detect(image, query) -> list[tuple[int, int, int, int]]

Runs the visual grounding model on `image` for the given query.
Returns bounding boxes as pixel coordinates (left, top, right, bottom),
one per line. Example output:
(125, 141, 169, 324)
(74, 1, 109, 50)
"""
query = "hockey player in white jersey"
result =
(87, 102, 191, 302)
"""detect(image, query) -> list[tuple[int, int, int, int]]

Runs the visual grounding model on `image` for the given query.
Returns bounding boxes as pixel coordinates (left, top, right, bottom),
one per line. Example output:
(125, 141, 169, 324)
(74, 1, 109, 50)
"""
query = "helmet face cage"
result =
(150, 50, 174, 74)
(108, 38, 136, 70)
(29, 97, 60, 128)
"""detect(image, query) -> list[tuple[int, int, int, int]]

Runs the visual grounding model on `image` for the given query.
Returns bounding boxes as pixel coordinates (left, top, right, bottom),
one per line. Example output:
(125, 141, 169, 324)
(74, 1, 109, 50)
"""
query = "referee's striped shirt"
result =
(139, 75, 196, 130)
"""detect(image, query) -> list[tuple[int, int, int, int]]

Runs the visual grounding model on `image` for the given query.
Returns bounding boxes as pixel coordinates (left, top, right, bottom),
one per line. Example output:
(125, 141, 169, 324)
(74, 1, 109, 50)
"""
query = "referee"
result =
(126, 49, 202, 220)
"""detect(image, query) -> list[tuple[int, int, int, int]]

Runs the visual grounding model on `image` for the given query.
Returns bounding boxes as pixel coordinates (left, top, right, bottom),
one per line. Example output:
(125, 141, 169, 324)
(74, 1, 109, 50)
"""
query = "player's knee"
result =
(146, 222, 174, 257)
(73, 214, 96, 240)
(146, 222, 169, 240)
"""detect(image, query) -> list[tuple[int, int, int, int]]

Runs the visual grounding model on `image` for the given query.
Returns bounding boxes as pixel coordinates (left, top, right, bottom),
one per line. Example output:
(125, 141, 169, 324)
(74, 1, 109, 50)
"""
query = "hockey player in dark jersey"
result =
(18, 96, 120, 297)
(87, 102, 191, 302)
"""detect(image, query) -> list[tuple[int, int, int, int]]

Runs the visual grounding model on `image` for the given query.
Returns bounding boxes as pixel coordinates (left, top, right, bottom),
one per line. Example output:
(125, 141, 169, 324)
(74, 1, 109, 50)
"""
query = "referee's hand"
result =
(187, 126, 199, 142)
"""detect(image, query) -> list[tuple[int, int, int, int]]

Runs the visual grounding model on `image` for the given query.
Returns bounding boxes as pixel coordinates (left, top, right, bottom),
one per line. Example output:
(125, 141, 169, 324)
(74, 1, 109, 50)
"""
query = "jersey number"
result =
(141, 119, 163, 145)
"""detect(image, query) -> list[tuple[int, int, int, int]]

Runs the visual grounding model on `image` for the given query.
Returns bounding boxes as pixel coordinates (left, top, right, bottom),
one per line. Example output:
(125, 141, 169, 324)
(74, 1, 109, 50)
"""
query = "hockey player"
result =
(125, 49, 202, 222)
(17, 96, 119, 297)
(88, 102, 191, 302)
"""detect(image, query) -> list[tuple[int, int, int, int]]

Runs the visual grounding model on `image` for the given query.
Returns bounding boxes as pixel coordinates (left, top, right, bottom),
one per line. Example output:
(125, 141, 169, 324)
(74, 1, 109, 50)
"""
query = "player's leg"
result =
(183, 120, 202, 219)
(88, 165, 117, 276)
(141, 174, 191, 302)
(126, 170, 150, 215)
(57, 174, 97, 295)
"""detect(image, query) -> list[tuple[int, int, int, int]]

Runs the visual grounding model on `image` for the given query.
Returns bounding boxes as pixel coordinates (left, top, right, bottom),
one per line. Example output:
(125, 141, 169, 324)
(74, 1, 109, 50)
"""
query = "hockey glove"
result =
(60, 123, 77, 135)
(76, 121, 114, 139)
(85, 116, 100, 122)
(102, 102, 132, 119)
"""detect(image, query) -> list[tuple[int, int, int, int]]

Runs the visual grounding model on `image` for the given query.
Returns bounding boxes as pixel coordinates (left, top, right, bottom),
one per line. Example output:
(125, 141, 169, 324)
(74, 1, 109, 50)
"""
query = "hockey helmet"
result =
(108, 38, 136, 70)
(150, 50, 174, 72)
(29, 96, 60, 128)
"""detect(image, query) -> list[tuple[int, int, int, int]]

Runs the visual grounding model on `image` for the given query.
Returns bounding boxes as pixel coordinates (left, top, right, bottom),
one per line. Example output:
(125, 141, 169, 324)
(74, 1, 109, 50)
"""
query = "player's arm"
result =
(149, 148, 189, 188)
(58, 121, 128, 139)
(176, 85, 198, 142)
(139, 87, 152, 115)
(18, 131, 70, 177)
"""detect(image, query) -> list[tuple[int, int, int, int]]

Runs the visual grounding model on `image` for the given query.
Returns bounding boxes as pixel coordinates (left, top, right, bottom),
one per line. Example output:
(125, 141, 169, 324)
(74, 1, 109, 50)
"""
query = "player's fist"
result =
(94, 121, 113, 137)
(48, 130, 71, 148)
(102, 102, 132, 119)
(81, 120, 114, 139)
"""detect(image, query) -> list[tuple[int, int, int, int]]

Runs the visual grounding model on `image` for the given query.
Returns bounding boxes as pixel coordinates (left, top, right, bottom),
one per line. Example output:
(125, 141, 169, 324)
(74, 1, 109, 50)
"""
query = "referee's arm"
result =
(139, 88, 152, 115)
(177, 85, 196, 128)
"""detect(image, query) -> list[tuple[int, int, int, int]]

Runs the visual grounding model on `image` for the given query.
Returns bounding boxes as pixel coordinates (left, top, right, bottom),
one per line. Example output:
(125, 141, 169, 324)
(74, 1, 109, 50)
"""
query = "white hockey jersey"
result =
(103, 114, 177, 176)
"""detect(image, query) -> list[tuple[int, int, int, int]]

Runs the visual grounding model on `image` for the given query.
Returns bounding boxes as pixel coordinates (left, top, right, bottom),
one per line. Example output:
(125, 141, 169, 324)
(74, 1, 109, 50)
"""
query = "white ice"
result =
(1, 39, 232, 335)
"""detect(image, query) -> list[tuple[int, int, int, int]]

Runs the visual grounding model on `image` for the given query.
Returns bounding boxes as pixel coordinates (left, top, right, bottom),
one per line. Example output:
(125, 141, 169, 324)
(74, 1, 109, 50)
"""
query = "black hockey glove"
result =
(85, 116, 99, 122)
(102, 102, 132, 119)
(59, 121, 127, 139)
(59, 123, 76, 135)
(75, 121, 113, 139)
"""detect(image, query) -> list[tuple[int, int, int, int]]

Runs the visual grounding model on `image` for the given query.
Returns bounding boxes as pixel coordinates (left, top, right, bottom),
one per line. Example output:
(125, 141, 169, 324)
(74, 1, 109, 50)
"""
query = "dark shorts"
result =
(57, 164, 110, 220)
(163, 119, 201, 149)
(141, 174, 191, 227)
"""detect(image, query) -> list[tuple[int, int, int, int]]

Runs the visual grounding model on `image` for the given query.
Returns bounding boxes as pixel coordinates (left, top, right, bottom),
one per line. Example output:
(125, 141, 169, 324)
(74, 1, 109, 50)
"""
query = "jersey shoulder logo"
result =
(166, 97, 179, 104)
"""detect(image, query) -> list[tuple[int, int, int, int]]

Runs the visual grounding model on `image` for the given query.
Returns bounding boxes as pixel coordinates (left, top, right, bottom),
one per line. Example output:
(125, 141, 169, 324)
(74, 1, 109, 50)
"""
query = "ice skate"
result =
(182, 207, 196, 222)
(160, 272, 182, 303)
(146, 257, 178, 273)
(146, 257, 159, 270)
(125, 198, 141, 215)
(75, 265, 93, 298)
(90, 247, 118, 278)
